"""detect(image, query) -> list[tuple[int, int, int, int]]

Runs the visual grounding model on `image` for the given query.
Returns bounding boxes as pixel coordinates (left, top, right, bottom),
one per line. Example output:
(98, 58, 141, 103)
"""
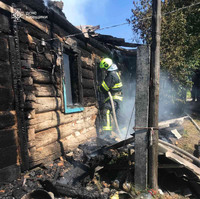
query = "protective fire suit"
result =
(99, 64, 123, 137)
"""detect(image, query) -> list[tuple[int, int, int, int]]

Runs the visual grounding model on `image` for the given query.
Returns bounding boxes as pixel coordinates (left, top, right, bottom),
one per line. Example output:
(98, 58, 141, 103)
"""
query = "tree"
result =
(129, 0, 200, 88)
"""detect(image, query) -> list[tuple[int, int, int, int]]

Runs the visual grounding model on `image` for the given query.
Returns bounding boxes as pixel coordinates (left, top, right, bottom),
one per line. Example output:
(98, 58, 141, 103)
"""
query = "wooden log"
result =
(35, 54, 52, 69)
(20, 52, 34, 60)
(34, 116, 96, 148)
(34, 84, 59, 97)
(30, 141, 63, 163)
(27, 128, 35, 142)
(0, 111, 17, 130)
(82, 68, 94, 79)
(22, 77, 33, 86)
(0, 87, 14, 111)
(0, 145, 18, 169)
(80, 48, 92, 59)
(26, 109, 36, 120)
(30, 126, 96, 164)
(0, 37, 9, 62)
(0, 12, 10, 33)
(27, 106, 98, 132)
(34, 97, 62, 113)
(82, 79, 94, 89)
(29, 150, 62, 168)
(83, 88, 95, 97)
(0, 129, 17, 149)
(19, 42, 29, 53)
(18, 27, 29, 44)
(81, 57, 94, 68)
(25, 93, 36, 102)
(0, 61, 12, 88)
(22, 68, 52, 83)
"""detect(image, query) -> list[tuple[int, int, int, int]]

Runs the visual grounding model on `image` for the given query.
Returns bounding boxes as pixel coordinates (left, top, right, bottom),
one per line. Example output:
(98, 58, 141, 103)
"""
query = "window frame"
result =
(62, 45, 84, 114)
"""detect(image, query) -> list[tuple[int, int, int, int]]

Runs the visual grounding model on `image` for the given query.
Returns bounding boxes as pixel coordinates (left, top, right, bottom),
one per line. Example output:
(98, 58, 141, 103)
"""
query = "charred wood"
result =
(82, 68, 94, 80)
(83, 97, 97, 106)
(0, 37, 9, 62)
(26, 97, 62, 113)
(0, 87, 14, 111)
(22, 77, 34, 86)
(0, 145, 18, 169)
(22, 68, 53, 84)
(0, 62, 12, 87)
(0, 111, 17, 130)
(55, 182, 107, 199)
(34, 84, 60, 97)
(30, 127, 96, 166)
(0, 129, 17, 149)
(83, 89, 95, 97)
(82, 79, 95, 89)
(0, 12, 10, 33)
(25, 93, 36, 102)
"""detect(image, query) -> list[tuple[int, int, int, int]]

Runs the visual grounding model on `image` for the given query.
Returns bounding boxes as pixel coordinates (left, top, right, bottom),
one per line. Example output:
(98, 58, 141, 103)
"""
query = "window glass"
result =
(63, 53, 84, 114)
(63, 54, 73, 106)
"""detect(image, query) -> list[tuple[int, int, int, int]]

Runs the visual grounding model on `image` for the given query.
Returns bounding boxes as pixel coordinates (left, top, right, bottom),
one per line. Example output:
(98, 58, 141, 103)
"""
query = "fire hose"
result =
(108, 91, 122, 135)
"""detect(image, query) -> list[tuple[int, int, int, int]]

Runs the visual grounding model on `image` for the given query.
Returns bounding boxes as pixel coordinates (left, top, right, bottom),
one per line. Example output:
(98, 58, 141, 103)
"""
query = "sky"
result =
(62, 0, 137, 43)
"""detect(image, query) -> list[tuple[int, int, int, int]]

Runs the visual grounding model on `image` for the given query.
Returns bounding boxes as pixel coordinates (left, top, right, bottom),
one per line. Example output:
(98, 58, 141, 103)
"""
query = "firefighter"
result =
(98, 58, 123, 141)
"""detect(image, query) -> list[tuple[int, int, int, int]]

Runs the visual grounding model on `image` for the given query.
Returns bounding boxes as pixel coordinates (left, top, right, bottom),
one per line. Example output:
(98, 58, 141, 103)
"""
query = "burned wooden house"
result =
(0, 0, 137, 182)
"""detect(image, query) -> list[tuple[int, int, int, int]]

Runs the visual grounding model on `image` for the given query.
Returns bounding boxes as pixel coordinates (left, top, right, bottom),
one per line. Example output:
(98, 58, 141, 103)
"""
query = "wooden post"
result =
(148, 0, 161, 190)
(134, 45, 150, 189)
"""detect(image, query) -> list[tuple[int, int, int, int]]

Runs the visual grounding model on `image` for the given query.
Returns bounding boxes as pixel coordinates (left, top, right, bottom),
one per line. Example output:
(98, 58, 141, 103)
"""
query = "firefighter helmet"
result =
(100, 58, 113, 70)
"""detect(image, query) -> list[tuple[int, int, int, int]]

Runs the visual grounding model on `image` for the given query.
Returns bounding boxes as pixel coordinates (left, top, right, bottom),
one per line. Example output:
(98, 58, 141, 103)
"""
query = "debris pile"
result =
(0, 130, 200, 199)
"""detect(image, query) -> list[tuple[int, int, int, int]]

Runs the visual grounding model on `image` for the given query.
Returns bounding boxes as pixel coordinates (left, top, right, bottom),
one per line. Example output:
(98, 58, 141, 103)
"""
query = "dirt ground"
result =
(177, 118, 200, 155)
(177, 101, 200, 155)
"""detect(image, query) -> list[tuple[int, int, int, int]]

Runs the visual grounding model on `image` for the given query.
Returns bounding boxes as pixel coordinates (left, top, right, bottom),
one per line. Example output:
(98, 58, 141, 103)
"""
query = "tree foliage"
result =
(129, 0, 200, 87)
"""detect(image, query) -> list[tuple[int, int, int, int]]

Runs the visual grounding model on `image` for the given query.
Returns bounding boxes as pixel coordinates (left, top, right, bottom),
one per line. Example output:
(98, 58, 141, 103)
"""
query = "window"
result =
(63, 53, 84, 114)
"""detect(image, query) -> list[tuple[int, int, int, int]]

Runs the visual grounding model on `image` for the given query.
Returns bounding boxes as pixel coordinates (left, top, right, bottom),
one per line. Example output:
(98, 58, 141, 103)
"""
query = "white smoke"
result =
(43, 0, 49, 7)
(119, 80, 136, 139)
(159, 71, 185, 121)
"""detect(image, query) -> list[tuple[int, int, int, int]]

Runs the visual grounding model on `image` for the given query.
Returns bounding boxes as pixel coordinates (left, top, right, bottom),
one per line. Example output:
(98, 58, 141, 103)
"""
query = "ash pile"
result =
(0, 138, 136, 199)
(1, 123, 200, 199)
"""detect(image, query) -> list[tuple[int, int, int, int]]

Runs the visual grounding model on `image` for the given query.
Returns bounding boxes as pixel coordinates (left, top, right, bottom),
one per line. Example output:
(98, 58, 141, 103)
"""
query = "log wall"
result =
(13, 1, 108, 169)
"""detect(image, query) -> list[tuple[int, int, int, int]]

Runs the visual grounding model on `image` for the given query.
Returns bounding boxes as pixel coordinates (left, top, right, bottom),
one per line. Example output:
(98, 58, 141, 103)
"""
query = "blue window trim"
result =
(63, 80, 84, 114)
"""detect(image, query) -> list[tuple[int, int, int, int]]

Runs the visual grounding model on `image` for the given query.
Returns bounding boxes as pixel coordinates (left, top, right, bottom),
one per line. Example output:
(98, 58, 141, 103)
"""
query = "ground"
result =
(177, 101, 200, 155)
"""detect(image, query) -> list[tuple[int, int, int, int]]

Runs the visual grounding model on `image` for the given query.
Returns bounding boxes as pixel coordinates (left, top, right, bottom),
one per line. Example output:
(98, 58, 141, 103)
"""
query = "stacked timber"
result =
(11, 1, 112, 168)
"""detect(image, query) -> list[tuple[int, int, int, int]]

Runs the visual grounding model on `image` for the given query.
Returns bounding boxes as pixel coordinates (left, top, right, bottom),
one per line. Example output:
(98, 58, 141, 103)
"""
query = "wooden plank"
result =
(134, 45, 150, 190)
(166, 152, 200, 177)
(82, 79, 95, 89)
